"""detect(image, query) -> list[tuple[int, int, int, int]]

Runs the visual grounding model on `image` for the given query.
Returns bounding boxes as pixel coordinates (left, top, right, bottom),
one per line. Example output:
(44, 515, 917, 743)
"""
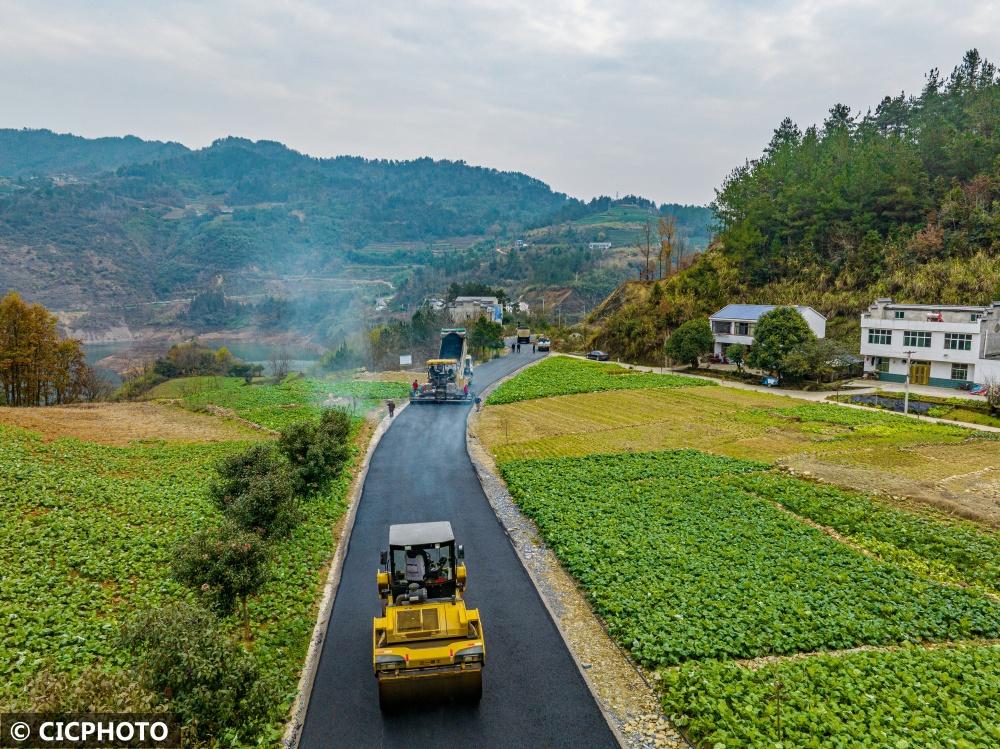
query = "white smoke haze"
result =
(2, 0, 996, 203)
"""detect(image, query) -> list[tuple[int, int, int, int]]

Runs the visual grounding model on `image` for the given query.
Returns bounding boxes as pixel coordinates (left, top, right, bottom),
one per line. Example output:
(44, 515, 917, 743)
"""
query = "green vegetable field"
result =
(148, 375, 408, 430)
(729, 471, 1000, 596)
(485, 356, 711, 405)
(499, 449, 1000, 747)
(0, 416, 362, 743)
(663, 644, 1000, 748)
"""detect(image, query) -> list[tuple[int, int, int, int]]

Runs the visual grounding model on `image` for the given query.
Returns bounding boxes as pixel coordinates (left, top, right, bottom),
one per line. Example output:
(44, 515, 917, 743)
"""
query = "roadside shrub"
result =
(278, 410, 352, 495)
(121, 602, 275, 743)
(209, 443, 299, 536)
(172, 522, 270, 634)
(29, 663, 157, 712)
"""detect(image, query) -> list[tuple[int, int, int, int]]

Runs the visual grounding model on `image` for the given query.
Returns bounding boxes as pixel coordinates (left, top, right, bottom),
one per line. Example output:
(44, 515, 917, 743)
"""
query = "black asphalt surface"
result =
(299, 350, 619, 749)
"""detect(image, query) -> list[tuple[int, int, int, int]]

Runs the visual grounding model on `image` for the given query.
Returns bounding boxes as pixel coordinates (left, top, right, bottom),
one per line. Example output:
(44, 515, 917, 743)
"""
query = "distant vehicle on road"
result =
(586, 350, 609, 361)
(373, 522, 484, 709)
(536, 337, 551, 352)
(516, 327, 531, 344)
(411, 329, 474, 403)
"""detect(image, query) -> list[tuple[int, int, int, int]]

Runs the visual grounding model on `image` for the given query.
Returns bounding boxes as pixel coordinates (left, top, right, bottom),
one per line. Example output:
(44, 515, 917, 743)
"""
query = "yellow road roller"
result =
(372, 521, 485, 709)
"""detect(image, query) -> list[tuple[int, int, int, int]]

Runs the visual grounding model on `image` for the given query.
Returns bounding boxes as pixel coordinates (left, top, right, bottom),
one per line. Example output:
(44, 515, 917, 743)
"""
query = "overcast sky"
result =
(1, 1, 997, 204)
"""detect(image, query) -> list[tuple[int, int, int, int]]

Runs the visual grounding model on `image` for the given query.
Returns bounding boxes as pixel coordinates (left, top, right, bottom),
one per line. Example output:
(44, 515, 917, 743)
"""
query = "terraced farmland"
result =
(499, 450, 1000, 747)
(483, 361, 1000, 747)
(478, 381, 1000, 525)
(147, 375, 409, 430)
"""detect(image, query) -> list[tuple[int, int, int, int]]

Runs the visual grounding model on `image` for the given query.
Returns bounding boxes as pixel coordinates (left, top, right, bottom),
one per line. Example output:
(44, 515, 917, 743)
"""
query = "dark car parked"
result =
(586, 350, 610, 361)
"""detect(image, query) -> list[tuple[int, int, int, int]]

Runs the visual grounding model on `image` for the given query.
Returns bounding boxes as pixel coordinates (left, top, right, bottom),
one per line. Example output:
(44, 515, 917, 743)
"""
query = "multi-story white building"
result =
(860, 298, 1000, 387)
(448, 296, 500, 323)
(708, 304, 827, 357)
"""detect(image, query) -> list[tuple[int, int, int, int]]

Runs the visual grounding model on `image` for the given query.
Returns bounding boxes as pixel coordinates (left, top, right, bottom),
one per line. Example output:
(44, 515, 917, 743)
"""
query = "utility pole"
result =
(903, 350, 915, 414)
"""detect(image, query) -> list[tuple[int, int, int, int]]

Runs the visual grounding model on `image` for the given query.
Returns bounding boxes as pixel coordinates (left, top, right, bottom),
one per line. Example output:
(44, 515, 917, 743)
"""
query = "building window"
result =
(711, 321, 731, 335)
(875, 357, 889, 373)
(894, 310, 904, 319)
(903, 331, 932, 348)
(736, 322, 750, 336)
(868, 328, 892, 345)
(972, 313, 982, 322)
(944, 333, 973, 351)
(951, 364, 969, 381)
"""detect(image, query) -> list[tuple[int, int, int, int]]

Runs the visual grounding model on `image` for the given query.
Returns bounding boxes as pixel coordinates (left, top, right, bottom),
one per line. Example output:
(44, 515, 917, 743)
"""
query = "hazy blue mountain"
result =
(0, 128, 189, 178)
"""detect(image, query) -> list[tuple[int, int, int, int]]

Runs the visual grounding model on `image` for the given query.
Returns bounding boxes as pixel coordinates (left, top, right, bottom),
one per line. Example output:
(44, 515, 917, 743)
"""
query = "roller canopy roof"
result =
(389, 521, 455, 547)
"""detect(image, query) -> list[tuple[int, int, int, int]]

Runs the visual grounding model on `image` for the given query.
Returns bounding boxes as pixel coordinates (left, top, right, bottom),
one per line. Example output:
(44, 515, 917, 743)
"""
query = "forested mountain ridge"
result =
(592, 50, 1000, 363)
(0, 135, 573, 314)
(0, 128, 188, 178)
(0, 130, 711, 342)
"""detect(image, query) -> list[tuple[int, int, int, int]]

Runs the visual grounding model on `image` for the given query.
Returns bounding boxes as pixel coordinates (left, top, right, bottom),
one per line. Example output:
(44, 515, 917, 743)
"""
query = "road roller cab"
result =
(373, 521, 485, 709)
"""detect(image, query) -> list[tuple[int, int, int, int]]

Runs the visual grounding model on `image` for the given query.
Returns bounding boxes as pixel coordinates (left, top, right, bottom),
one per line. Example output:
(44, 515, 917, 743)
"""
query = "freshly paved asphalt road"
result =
(299, 350, 619, 749)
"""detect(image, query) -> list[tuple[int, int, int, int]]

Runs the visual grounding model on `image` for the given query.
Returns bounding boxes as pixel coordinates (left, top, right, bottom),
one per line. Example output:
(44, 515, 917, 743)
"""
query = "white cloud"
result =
(1, 0, 998, 202)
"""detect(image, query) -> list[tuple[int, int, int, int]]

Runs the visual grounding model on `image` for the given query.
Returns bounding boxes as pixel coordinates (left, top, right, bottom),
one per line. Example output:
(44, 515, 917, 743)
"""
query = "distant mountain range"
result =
(0, 128, 188, 178)
(0, 128, 712, 341)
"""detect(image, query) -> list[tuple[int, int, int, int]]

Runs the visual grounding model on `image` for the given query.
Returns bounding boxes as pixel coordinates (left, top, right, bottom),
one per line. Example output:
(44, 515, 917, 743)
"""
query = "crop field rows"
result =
(480, 359, 1000, 747)
(0, 377, 381, 743)
(498, 450, 1000, 747)
(478, 371, 1000, 524)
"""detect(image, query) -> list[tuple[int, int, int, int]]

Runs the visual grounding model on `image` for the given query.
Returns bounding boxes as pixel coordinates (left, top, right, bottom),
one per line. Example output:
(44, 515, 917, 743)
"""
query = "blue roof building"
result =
(708, 304, 826, 357)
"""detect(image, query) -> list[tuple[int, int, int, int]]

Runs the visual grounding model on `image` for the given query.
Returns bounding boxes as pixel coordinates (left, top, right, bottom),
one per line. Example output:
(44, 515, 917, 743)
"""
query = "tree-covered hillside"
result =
(593, 50, 1000, 362)
(0, 136, 573, 311)
(0, 128, 188, 178)
(0, 132, 712, 338)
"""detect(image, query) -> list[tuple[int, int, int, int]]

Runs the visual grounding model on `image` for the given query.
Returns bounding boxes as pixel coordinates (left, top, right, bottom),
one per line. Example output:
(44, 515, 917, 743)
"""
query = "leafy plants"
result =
(172, 522, 271, 638)
(210, 443, 300, 538)
(662, 644, 1000, 748)
(278, 409, 352, 496)
(121, 602, 276, 744)
(499, 450, 1000, 667)
(486, 356, 711, 405)
(0, 417, 360, 741)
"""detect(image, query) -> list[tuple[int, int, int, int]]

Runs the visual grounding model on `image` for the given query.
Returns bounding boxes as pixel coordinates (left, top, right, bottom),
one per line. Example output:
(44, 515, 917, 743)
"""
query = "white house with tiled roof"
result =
(708, 304, 826, 357)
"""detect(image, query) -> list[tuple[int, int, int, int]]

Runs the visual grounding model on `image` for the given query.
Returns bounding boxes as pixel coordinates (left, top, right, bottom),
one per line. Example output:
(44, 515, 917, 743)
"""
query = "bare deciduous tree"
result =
(269, 347, 290, 380)
(637, 219, 655, 281)
(657, 215, 677, 279)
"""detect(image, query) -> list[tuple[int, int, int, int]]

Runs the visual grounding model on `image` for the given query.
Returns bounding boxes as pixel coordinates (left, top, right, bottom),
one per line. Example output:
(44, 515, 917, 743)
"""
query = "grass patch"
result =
(486, 356, 711, 405)
(148, 376, 409, 430)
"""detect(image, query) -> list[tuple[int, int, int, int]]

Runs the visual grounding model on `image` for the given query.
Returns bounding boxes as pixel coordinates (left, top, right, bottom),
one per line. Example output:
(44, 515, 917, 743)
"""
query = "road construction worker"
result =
(411, 379, 419, 394)
(387, 399, 395, 417)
